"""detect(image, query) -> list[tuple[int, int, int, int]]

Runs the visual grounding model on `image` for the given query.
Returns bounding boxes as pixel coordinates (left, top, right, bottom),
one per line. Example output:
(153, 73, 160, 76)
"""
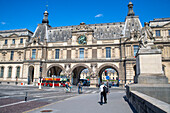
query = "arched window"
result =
(8, 67, 12, 78)
(0, 67, 4, 78)
(16, 67, 20, 78)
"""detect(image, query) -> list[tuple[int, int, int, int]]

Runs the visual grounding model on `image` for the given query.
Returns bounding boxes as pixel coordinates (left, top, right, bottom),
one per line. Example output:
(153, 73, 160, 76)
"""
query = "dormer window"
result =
(12, 39, 15, 44)
(5, 39, 7, 44)
(20, 38, 23, 44)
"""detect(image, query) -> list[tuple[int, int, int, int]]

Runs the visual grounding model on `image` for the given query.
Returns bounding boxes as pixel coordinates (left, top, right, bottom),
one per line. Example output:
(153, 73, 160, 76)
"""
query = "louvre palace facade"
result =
(0, 2, 170, 87)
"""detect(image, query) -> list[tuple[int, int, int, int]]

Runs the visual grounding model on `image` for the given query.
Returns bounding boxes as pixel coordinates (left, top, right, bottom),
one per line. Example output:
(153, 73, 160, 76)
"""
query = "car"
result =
(79, 79, 90, 86)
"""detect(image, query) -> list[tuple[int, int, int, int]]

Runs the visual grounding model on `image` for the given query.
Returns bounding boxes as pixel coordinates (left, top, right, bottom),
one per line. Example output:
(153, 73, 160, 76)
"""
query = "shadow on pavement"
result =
(123, 95, 138, 113)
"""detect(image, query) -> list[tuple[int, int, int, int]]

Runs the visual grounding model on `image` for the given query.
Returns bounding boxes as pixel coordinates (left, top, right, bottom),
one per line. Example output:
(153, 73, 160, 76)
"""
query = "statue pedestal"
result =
(136, 48, 168, 84)
(90, 77, 98, 88)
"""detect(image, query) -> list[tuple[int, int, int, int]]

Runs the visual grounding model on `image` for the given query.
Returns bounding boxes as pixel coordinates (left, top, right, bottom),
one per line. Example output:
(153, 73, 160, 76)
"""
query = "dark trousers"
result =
(101, 92, 107, 103)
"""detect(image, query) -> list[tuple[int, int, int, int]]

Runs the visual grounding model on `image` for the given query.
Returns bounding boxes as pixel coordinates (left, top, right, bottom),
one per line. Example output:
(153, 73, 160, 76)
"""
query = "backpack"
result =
(103, 86, 108, 93)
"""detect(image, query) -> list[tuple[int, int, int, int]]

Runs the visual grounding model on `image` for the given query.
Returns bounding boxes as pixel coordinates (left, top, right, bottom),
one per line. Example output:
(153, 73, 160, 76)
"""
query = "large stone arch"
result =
(68, 64, 92, 74)
(68, 63, 92, 85)
(97, 63, 121, 86)
(97, 63, 120, 76)
(46, 64, 66, 76)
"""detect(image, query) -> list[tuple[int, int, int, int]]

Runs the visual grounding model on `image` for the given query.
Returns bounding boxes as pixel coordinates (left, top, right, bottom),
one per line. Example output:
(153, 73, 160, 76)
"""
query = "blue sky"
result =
(0, 0, 170, 32)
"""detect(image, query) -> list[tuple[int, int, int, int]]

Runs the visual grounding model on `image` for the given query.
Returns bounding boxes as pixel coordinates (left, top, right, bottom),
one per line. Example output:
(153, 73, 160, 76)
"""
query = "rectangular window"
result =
(32, 49, 36, 59)
(156, 30, 161, 36)
(8, 67, 12, 78)
(20, 38, 23, 44)
(10, 51, 14, 60)
(67, 50, 71, 59)
(133, 45, 139, 57)
(55, 49, 60, 59)
(169, 30, 170, 36)
(12, 39, 15, 44)
(92, 49, 97, 59)
(16, 67, 20, 78)
(106, 47, 111, 58)
(5, 39, 8, 44)
(0, 67, 4, 78)
(79, 48, 84, 59)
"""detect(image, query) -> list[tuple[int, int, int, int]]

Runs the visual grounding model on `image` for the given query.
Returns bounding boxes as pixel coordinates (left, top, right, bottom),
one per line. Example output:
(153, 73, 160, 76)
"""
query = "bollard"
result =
(39, 83, 42, 89)
(25, 92, 27, 102)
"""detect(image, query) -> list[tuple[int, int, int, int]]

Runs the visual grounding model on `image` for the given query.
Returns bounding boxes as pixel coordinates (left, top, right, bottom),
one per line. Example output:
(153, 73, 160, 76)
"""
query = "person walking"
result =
(78, 81, 82, 94)
(99, 82, 104, 104)
(103, 84, 108, 103)
(100, 82, 108, 105)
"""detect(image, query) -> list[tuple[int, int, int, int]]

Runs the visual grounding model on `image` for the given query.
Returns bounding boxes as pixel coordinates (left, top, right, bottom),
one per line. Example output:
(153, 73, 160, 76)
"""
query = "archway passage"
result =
(28, 66, 34, 84)
(71, 66, 89, 85)
(98, 66, 119, 87)
(79, 69, 90, 86)
(47, 66, 63, 77)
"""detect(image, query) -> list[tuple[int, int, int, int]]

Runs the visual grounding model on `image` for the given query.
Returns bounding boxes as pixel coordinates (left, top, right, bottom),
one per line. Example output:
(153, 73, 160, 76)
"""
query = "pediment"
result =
(9, 33, 18, 38)
(0, 35, 3, 39)
(26, 36, 43, 46)
(162, 22, 170, 27)
(72, 22, 93, 33)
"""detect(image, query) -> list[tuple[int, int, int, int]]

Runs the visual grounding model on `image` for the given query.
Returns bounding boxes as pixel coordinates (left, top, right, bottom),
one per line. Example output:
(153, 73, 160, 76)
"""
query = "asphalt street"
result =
(0, 85, 135, 113)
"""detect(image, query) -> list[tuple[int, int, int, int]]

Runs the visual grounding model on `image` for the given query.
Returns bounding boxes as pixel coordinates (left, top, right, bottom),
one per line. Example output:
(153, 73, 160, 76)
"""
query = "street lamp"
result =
(39, 65, 42, 89)
(39, 76, 42, 89)
(52, 75, 55, 88)
(16, 76, 18, 85)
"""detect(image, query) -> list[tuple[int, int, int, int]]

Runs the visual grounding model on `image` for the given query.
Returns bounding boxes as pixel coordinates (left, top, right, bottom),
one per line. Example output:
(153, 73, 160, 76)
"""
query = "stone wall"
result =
(126, 90, 170, 113)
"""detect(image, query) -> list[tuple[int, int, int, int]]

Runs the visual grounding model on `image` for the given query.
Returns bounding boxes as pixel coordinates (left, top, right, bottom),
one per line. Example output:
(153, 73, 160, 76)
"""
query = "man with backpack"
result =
(100, 82, 108, 104)
(103, 84, 108, 103)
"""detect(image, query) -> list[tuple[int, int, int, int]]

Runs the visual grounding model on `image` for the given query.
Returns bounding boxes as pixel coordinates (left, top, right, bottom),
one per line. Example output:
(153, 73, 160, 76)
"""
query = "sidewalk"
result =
(26, 90, 135, 113)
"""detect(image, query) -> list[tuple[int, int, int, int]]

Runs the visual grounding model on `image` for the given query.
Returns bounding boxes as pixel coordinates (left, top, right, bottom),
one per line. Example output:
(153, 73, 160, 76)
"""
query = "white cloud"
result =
(95, 14, 103, 18)
(1, 22, 6, 25)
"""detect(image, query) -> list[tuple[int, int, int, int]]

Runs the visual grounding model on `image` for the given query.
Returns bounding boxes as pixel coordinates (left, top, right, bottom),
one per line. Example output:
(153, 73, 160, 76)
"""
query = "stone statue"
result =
(139, 22, 155, 48)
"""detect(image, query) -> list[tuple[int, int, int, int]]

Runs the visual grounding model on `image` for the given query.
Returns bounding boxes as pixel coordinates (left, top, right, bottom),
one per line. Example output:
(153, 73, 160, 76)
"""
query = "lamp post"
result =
(39, 76, 42, 89)
(52, 75, 55, 88)
(39, 65, 42, 89)
(16, 76, 18, 85)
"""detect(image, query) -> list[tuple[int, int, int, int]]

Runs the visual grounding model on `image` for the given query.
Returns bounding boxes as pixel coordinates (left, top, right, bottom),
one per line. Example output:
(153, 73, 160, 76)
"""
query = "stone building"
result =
(0, 2, 169, 87)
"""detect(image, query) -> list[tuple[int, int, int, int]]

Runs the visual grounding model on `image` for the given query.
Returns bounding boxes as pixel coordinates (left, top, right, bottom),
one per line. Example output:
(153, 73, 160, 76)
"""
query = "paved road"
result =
(0, 85, 101, 113)
(0, 85, 135, 113)
(26, 90, 136, 113)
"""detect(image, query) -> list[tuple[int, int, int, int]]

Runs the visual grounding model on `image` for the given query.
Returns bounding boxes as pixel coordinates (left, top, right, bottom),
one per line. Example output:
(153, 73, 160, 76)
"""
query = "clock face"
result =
(78, 35, 87, 45)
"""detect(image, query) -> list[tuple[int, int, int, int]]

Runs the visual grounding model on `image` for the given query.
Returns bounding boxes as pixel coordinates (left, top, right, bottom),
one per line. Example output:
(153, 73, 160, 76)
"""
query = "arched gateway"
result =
(68, 64, 92, 85)
(97, 64, 120, 86)
(46, 64, 66, 77)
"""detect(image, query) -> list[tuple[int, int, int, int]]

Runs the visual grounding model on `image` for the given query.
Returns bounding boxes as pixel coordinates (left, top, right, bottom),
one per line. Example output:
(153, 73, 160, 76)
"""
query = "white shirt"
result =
(100, 84, 104, 92)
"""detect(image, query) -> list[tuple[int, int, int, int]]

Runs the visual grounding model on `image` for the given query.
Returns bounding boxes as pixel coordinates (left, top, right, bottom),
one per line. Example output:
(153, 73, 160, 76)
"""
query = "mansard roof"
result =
(0, 28, 33, 37)
(34, 22, 125, 42)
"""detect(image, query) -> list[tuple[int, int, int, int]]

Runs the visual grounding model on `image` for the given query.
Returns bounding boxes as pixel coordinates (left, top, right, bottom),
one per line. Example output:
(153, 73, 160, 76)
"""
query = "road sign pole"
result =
(52, 75, 55, 88)
(39, 78, 42, 89)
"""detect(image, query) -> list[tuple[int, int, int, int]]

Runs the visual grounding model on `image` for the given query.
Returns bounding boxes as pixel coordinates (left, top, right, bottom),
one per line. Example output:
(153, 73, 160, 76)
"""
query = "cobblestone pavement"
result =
(0, 85, 126, 113)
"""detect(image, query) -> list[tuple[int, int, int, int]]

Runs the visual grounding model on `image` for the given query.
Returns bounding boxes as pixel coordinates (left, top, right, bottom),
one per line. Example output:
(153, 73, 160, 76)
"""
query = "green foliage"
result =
(86, 76, 90, 79)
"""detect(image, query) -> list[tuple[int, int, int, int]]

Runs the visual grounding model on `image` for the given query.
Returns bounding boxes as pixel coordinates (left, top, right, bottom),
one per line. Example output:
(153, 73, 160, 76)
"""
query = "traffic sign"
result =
(106, 76, 109, 80)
